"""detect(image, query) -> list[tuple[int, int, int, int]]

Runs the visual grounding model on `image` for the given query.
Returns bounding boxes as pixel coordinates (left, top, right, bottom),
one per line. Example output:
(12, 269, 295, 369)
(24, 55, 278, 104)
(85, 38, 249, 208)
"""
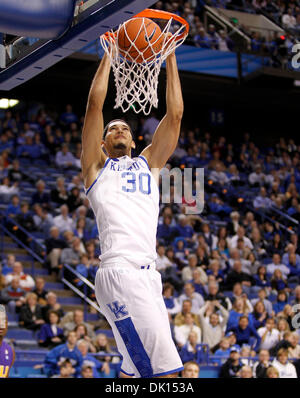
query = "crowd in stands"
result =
(152, 0, 298, 68)
(0, 99, 300, 378)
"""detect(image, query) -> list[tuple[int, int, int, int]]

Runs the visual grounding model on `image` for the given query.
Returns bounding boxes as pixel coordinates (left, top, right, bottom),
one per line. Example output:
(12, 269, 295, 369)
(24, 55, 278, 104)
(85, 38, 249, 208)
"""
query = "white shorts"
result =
(94, 262, 183, 378)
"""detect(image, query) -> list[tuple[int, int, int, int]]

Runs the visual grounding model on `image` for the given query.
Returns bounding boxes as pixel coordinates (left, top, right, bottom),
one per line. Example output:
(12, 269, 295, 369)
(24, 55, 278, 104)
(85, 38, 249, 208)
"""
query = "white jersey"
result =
(85, 155, 159, 267)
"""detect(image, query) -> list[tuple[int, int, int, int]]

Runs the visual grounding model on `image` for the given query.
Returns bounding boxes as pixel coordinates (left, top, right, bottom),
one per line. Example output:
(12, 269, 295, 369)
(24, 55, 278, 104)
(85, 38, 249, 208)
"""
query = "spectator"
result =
(206, 279, 231, 307)
(219, 347, 243, 378)
(253, 349, 272, 378)
(73, 217, 90, 243)
(181, 361, 200, 378)
(62, 309, 95, 340)
(272, 348, 298, 378)
(178, 283, 204, 314)
(31, 179, 50, 208)
(19, 292, 45, 330)
(0, 177, 19, 203)
(225, 261, 254, 291)
(42, 292, 64, 323)
(194, 27, 211, 48)
(7, 159, 33, 184)
(174, 313, 202, 349)
(174, 299, 200, 327)
(45, 226, 67, 273)
(253, 187, 274, 209)
(252, 267, 271, 294)
(77, 339, 106, 378)
(74, 324, 96, 353)
(229, 315, 261, 352)
(266, 366, 280, 378)
(210, 163, 229, 185)
(257, 317, 280, 351)
(44, 330, 83, 377)
(51, 359, 75, 378)
(67, 187, 83, 213)
(53, 205, 75, 234)
(267, 254, 290, 279)
(239, 365, 253, 378)
(0, 276, 26, 313)
(32, 277, 48, 306)
(60, 237, 85, 268)
(288, 333, 300, 359)
(80, 364, 94, 379)
(162, 283, 181, 316)
(55, 143, 76, 169)
(230, 226, 254, 250)
(199, 301, 229, 349)
(60, 104, 78, 125)
(1, 254, 15, 276)
(248, 300, 268, 330)
(32, 204, 53, 235)
(14, 201, 35, 244)
(50, 177, 69, 205)
(270, 269, 288, 293)
(181, 254, 208, 284)
(226, 297, 251, 332)
(273, 290, 289, 314)
(38, 310, 65, 348)
(248, 165, 267, 187)
(282, 8, 296, 29)
(270, 331, 294, 357)
(5, 194, 20, 218)
(179, 330, 206, 364)
(5, 262, 35, 291)
(213, 338, 231, 366)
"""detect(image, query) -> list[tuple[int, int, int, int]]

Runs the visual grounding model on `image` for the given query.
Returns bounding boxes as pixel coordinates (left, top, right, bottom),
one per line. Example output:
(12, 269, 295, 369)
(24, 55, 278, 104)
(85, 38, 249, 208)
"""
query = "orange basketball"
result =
(117, 17, 163, 63)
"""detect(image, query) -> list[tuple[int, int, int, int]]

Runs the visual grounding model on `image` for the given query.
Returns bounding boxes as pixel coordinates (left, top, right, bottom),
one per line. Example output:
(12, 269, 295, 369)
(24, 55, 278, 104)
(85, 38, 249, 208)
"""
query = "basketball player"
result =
(0, 305, 15, 378)
(81, 43, 184, 378)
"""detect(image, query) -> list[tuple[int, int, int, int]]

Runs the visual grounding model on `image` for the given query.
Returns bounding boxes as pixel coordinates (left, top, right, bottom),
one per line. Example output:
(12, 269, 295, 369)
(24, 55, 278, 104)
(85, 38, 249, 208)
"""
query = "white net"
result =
(100, 15, 188, 115)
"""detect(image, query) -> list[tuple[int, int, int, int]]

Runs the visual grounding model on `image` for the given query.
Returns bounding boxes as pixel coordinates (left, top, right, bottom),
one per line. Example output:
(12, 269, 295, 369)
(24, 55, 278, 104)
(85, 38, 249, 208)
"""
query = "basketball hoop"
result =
(100, 9, 189, 115)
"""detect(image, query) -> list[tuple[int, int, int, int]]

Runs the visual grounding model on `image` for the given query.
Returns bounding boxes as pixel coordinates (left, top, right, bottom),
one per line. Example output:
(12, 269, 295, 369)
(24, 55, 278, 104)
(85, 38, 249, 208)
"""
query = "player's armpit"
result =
(141, 113, 182, 170)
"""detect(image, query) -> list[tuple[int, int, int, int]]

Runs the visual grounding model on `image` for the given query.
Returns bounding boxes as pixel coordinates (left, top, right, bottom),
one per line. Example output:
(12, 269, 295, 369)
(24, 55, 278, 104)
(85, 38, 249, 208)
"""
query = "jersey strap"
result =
(85, 157, 111, 195)
(138, 155, 151, 171)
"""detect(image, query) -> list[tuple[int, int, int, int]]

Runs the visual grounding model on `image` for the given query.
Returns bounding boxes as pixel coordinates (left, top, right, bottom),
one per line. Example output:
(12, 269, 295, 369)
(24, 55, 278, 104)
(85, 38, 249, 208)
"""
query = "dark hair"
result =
(103, 119, 132, 139)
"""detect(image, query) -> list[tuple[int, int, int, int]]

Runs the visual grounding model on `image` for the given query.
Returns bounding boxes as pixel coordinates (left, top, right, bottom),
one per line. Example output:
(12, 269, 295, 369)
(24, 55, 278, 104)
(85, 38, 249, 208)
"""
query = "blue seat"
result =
(57, 296, 82, 305)
(6, 328, 35, 340)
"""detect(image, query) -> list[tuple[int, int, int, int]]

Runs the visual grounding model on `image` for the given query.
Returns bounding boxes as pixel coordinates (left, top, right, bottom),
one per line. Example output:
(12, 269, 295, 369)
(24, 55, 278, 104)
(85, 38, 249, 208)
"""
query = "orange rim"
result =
(134, 9, 189, 41)
(101, 8, 189, 43)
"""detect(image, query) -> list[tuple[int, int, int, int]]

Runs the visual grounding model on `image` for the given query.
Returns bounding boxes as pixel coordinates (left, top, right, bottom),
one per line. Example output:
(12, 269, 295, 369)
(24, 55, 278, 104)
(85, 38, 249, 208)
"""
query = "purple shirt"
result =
(0, 341, 14, 378)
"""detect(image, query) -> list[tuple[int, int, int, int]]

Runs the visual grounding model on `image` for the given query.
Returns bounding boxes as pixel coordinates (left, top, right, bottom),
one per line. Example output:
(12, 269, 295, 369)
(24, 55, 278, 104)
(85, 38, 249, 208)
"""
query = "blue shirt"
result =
(44, 343, 83, 377)
(229, 325, 261, 351)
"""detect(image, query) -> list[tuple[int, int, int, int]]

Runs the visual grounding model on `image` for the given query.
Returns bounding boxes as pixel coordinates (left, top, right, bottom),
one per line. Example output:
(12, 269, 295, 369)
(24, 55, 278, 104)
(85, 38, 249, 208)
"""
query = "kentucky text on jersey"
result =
(86, 155, 159, 267)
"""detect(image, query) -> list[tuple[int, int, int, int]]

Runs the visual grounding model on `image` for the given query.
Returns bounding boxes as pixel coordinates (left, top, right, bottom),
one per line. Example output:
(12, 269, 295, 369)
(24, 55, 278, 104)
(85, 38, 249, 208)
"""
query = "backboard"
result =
(0, 0, 157, 90)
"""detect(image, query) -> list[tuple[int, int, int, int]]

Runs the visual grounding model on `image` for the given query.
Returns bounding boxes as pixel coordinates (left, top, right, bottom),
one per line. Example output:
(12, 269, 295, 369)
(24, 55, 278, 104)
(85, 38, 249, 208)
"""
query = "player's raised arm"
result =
(141, 51, 183, 170)
(81, 53, 111, 188)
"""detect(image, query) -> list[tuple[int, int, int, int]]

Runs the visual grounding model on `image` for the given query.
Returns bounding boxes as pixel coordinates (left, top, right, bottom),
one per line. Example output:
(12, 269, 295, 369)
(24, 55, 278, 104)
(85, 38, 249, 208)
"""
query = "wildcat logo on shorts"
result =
(107, 301, 129, 319)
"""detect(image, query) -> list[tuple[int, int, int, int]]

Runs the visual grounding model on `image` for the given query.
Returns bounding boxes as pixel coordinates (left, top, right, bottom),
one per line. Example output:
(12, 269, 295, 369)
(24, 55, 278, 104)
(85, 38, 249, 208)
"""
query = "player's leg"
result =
(94, 266, 183, 378)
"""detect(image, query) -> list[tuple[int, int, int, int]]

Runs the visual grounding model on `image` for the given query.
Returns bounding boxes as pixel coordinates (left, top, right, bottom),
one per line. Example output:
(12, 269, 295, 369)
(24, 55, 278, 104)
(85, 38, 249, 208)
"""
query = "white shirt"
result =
(272, 358, 297, 378)
(230, 235, 254, 250)
(282, 14, 296, 28)
(53, 214, 75, 234)
(257, 327, 280, 350)
(177, 292, 204, 314)
(174, 324, 202, 346)
(181, 266, 208, 284)
(155, 255, 172, 272)
(209, 170, 229, 185)
(5, 272, 35, 290)
(267, 263, 290, 278)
